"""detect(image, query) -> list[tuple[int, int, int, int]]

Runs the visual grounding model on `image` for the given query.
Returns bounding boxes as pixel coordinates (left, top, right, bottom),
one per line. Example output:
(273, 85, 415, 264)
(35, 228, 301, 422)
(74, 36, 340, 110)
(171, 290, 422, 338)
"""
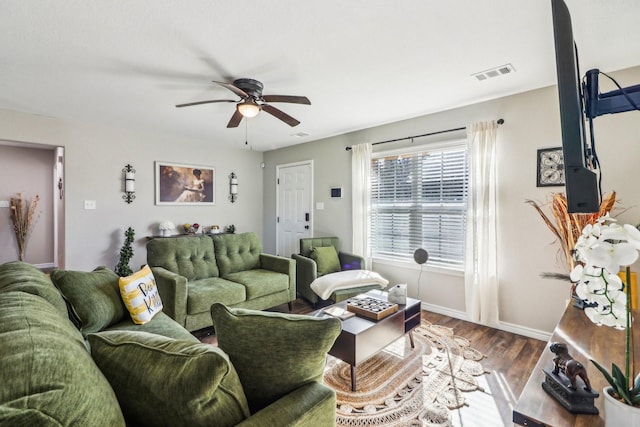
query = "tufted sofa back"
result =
(147, 235, 219, 280)
(299, 237, 340, 258)
(213, 233, 262, 276)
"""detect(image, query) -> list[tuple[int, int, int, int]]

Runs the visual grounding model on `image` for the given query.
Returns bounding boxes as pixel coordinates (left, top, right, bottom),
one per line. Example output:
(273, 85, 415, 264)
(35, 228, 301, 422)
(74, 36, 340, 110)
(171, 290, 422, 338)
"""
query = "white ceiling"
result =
(1, 0, 639, 152)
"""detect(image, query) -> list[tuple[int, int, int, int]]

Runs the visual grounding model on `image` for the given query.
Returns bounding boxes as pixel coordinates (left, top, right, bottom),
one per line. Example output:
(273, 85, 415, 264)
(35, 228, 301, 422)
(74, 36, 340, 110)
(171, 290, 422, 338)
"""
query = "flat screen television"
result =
(551, 0, 600, 213)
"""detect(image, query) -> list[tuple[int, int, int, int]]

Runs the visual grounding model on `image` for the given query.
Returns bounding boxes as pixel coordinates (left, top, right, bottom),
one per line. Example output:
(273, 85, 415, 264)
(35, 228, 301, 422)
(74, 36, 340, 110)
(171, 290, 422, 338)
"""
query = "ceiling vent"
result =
(472, 63, 515, 81)
(291, 131, 310, 138)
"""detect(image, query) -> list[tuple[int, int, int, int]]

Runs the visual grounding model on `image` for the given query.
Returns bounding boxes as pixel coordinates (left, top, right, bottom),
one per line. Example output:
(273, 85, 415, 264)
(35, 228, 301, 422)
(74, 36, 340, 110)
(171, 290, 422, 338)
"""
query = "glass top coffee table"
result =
(313, 289, 421, 391)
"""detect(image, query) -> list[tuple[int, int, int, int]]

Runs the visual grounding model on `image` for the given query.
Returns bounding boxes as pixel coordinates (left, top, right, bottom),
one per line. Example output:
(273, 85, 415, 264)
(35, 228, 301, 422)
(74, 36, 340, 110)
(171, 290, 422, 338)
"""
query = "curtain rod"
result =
(345, 118, 504, 151)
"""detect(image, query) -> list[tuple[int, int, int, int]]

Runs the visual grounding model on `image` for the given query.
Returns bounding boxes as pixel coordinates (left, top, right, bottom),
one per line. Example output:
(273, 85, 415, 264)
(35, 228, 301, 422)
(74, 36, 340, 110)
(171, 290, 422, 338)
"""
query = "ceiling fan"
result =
(176, 78, 311, 128)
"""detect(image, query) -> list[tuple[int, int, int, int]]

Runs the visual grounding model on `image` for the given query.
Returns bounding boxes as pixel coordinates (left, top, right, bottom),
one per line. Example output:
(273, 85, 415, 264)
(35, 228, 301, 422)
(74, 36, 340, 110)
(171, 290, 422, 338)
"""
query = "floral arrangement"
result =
(526, 192, 617, 272)
(570, 214, 640, 407)
(183, 223, 199, 234)
(9, 193, 40, 261)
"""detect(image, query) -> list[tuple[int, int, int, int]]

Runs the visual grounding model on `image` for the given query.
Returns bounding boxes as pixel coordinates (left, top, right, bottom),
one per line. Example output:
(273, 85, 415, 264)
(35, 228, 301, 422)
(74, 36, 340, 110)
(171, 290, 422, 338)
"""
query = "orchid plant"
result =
(570, 214, 640, 406)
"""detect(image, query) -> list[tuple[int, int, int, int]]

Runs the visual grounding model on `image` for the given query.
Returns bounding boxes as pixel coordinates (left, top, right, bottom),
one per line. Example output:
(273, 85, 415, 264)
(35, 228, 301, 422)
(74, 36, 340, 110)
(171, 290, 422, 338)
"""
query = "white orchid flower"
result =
(588, 241, 638, 274)
(623, 223, 640, 250)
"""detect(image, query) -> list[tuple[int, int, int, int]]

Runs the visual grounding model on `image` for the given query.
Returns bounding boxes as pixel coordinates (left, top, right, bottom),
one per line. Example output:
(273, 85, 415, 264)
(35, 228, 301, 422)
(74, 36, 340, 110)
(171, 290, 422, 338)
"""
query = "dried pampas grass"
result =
(9, 193, 40, 261)
(526, 192, 617, 271)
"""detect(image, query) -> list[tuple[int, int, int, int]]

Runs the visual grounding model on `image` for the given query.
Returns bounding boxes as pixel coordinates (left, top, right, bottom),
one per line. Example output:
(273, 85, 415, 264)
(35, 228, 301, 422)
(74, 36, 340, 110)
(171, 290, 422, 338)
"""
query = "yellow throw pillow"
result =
(118, 265, 163, 324)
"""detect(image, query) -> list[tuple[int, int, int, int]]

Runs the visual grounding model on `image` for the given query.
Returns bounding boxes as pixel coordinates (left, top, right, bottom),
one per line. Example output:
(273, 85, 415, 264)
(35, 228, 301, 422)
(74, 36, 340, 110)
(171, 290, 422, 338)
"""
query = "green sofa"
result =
(147, 232, 296, 331)
(0, 261, 341, 427)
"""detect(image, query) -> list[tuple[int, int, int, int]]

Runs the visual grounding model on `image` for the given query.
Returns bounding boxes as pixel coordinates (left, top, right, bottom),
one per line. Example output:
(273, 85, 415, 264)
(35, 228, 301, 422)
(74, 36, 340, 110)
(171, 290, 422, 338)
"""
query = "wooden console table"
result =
(513, 302, 639, 426)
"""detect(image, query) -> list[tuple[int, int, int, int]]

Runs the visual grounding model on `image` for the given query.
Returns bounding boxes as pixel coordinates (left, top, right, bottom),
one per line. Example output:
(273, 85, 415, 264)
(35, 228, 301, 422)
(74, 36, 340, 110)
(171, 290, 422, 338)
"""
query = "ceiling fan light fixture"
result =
(237, 100, 260, 118)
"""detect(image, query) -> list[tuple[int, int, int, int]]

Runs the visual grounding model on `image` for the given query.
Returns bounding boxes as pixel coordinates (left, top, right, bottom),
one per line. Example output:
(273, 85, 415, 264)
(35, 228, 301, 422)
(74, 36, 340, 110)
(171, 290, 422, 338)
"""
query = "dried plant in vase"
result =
(526, 192, 617, 275)
(9, 193, 40, 261)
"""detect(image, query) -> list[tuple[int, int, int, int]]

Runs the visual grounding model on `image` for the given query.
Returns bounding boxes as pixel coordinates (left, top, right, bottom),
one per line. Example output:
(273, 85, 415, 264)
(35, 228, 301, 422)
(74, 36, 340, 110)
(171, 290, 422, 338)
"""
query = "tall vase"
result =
(604, 387, 640, 426)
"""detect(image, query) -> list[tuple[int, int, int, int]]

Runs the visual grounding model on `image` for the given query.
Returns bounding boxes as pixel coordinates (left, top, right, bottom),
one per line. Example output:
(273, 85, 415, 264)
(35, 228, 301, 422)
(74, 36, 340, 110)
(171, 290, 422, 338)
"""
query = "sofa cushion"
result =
(210, 303, 342, 414)
(0, 261, 68, 316)
(108, 312, 199, 342)
(50, 266, 127, 335)
(118, 265, 163, 324)
(309, 246, 341, 276)
(0, 291, 125, 426)
(224, 269, 289, 299)
(187, 277, 246, 314)
(147, 235, 219, 280)
(88, 331, 250, 427)
(213, 232, 262, 276)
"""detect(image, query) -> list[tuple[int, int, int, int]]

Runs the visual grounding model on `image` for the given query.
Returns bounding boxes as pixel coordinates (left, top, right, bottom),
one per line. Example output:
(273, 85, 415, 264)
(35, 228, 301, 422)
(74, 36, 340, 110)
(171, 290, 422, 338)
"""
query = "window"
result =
(370, 141, 468, 270)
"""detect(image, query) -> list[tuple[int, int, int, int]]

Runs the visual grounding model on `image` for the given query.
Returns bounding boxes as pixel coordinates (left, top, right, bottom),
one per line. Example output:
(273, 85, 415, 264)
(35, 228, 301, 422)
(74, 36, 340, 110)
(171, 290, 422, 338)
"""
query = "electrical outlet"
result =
(84, 200, 96, 210)
(0, 200, 9, 208)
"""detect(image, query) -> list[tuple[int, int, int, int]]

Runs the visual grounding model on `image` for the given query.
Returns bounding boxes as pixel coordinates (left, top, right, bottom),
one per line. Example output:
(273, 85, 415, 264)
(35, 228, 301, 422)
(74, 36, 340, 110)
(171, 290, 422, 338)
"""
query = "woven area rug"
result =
(323, 320, 487, 427)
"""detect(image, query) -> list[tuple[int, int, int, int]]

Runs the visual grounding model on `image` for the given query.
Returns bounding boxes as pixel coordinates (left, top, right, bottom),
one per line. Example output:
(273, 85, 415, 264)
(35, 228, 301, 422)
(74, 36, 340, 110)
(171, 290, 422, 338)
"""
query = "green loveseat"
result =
(147, 232, 296, 331)
(0, 261, 341, 427)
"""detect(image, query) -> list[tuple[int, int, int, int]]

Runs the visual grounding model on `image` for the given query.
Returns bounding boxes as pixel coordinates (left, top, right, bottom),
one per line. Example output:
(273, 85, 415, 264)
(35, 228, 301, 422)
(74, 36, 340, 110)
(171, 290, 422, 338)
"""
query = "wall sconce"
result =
(123, 164, 136, 204)
(229, 172, 238, 203)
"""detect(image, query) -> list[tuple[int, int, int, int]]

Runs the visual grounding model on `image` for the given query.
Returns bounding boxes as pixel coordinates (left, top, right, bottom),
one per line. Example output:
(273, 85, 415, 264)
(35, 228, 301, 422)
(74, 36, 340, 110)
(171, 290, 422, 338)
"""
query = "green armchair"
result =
(293, 237, 382, 307)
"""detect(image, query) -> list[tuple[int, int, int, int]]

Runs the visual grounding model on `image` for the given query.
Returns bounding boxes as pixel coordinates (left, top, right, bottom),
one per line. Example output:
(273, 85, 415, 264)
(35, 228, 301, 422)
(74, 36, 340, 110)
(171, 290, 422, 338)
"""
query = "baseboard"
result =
(420, 302, 551, 342)
(497, 321, 551, 342)
(421, 302, 470, 321)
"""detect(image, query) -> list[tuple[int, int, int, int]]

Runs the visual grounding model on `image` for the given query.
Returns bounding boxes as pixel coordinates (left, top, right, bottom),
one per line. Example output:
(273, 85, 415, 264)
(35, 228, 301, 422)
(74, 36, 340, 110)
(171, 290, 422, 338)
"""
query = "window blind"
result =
(370, 143, 468, 269)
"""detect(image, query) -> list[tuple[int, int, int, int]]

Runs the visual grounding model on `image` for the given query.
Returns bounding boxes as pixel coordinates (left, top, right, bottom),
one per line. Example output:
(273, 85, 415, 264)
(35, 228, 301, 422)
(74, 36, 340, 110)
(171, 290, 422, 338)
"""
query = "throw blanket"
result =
(310, 270, 389, 300)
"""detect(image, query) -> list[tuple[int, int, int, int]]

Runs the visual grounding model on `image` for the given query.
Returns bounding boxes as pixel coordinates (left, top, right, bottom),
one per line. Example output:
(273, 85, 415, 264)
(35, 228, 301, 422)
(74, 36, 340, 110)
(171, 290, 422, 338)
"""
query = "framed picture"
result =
(155, 162, 215, 205)
(536, 147, 565, 187)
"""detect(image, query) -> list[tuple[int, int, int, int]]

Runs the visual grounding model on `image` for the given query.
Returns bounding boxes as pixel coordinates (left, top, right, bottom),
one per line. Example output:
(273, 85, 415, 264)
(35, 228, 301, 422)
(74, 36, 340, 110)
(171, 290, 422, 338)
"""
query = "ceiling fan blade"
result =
(262, 95, 311, 105)
(213, 80, 249, 99)
(262, 104, 301, 127)
(175, 99, 235, 108)
(226, 110, 244, 128)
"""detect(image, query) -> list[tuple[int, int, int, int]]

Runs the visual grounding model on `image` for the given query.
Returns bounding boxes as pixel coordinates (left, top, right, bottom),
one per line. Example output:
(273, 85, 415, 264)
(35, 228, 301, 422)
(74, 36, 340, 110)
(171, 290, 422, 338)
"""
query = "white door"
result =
(276, 161, 313, 257)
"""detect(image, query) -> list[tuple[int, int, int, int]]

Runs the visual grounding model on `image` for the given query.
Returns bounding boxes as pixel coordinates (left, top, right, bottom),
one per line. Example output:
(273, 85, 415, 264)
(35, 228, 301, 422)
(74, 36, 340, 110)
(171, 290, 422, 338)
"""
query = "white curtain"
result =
(465, 121, 499, 326)
(351, 143, 372, 265)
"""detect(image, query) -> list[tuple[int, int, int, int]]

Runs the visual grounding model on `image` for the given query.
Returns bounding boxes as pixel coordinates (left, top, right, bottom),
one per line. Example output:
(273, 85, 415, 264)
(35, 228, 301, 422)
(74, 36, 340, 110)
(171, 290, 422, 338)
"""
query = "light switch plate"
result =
(0, 200, 9, 208)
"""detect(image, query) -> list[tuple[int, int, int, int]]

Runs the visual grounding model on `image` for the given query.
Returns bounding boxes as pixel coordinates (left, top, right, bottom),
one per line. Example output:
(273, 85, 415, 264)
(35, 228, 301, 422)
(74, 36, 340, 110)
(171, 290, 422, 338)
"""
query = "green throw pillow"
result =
(210, 303, 341, 414)
(309, 246, 341, 276)
(50, 266, 126, 335)
(87, 331, 250, 427)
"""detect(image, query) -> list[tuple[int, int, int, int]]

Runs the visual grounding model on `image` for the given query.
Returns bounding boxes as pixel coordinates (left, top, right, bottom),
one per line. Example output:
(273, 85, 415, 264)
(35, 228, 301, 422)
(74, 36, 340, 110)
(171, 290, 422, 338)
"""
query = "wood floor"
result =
(200, 298, 548, 427)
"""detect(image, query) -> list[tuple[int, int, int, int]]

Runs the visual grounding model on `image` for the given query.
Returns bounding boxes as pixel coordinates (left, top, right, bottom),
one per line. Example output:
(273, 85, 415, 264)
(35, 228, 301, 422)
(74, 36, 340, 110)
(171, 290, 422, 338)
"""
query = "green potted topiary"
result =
(115, 227, 135, 277)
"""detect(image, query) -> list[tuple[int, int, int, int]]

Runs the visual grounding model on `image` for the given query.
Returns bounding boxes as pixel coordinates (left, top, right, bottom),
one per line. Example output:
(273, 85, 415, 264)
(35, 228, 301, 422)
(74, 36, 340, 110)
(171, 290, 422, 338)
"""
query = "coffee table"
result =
(314, 289, 421, 391)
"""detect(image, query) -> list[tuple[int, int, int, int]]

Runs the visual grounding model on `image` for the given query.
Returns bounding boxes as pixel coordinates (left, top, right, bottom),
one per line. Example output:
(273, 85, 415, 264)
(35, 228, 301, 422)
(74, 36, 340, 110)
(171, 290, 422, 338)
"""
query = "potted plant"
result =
(526, 192, 617, 273)
(115, 227, 135, 277)
(9, 192, 40, 261)
(570, 215, 640, 425)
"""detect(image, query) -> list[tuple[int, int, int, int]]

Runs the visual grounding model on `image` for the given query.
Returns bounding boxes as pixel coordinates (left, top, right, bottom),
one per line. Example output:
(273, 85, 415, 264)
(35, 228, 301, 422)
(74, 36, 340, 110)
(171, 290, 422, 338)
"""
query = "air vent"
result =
(472, 63, 516, 81)
(291, 132, 310, 138)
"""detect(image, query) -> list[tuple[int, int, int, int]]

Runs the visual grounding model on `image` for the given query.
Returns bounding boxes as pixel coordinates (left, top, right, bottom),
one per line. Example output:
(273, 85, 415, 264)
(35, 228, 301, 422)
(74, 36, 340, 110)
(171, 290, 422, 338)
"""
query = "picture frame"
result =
(155, 161, 215, 205)
(536, 147, 565, 187)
